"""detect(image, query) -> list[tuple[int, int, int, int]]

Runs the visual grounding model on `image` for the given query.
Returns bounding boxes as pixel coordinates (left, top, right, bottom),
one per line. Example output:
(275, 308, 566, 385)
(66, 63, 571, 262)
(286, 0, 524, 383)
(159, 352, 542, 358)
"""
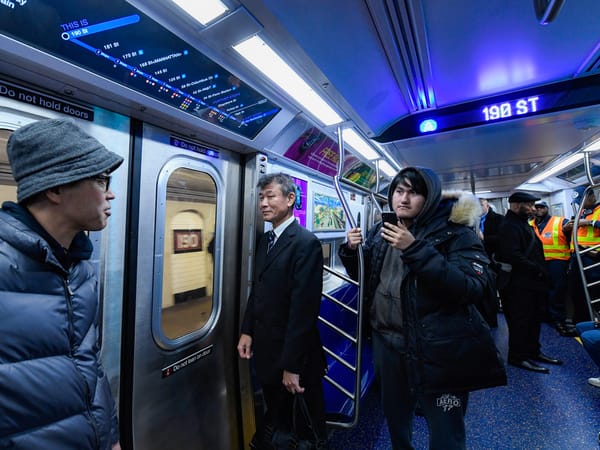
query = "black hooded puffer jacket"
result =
(339, 167, 506, 394)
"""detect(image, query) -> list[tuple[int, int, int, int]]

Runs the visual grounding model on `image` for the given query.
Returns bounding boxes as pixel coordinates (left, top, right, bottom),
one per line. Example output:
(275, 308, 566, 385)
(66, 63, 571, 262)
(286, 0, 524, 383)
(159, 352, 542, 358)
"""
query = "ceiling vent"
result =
(576, 42, 600, 76)
(365, 0, 434, 111)
(533, 0, 566, 25)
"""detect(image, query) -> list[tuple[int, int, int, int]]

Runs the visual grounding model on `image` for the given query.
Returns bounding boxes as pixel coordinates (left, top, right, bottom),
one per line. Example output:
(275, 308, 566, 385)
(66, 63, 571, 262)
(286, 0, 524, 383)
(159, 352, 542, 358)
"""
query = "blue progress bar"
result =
(62, 15, 140, 40)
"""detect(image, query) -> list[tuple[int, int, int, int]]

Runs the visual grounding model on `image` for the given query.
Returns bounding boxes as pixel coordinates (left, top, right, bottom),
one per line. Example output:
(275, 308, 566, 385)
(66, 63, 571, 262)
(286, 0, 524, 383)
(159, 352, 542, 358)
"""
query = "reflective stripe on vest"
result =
(577, 205, 600, 247)
(534, 216, 570, 260)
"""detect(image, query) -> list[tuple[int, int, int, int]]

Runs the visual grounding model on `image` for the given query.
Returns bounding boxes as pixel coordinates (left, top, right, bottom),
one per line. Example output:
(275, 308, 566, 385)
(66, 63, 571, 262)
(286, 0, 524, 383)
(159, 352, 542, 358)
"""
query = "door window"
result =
(0, 129, 17, 203)
(160, 167, 217, 340)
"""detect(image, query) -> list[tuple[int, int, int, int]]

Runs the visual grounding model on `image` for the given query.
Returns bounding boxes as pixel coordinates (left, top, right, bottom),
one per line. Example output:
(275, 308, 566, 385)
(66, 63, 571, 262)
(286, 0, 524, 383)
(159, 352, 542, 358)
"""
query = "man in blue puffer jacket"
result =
(0, 118, 123, 449)
(339, 166, 506, 450)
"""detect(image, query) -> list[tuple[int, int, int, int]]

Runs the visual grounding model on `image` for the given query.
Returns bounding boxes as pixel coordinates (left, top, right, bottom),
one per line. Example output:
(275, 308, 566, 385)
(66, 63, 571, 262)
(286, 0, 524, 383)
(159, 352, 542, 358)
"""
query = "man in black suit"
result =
(238, 173, 327, 447)
(496, 192, 562, 373)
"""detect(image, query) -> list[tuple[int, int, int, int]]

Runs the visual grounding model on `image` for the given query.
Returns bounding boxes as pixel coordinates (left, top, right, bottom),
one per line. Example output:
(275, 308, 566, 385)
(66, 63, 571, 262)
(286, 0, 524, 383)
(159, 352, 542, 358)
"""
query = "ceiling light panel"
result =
(233, 35, 343, 126)
(172, 0, 229, 26)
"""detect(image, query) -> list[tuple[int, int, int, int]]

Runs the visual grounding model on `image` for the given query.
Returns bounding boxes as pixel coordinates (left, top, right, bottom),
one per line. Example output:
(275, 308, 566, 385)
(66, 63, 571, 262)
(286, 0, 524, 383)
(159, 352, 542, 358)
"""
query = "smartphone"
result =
(381, 212, 398, 225)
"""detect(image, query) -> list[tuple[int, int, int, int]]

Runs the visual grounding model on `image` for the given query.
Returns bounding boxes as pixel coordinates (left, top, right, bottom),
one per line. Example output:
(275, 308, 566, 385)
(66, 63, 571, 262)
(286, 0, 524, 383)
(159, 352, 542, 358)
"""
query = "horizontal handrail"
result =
(579, 244, 600, 255)
(318, 316, 357, 344)
(322, 291, 358, 315)
(323, 346, 357, 372)
(323, 374, 354, 400)
(582, 261, 600, 272)
(324, 265, 359, 285)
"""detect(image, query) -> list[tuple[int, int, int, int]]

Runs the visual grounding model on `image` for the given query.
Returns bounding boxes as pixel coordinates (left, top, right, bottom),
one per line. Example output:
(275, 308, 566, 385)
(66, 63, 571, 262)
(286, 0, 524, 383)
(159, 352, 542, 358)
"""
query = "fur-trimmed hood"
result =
(442, 190, 482, 229)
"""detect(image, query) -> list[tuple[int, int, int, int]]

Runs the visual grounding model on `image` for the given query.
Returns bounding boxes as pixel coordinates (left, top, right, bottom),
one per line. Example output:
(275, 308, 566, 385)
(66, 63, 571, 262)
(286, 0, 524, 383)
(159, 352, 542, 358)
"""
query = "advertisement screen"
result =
(0, 1, 280, 139)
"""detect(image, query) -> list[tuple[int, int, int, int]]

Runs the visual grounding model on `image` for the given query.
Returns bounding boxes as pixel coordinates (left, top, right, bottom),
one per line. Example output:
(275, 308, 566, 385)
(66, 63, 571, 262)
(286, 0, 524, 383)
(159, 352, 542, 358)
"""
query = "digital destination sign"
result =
(481, 95, 540, 122)
(376, 74, 600, 142)
(0, 1, 281, 140)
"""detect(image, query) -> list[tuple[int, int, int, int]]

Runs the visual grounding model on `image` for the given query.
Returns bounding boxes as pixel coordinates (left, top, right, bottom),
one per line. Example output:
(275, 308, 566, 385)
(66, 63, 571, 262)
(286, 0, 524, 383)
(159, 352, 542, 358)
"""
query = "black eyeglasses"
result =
(90, 174, 111, 192)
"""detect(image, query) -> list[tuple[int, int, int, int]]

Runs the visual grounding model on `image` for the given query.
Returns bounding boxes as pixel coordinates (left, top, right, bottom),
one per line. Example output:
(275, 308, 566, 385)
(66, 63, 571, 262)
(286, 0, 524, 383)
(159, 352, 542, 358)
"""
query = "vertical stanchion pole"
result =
(328, 126, 365, 428)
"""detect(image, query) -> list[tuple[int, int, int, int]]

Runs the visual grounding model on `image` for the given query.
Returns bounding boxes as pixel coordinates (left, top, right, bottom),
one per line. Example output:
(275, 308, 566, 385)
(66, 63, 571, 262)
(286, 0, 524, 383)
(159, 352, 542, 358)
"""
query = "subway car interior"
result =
(1, 0, 600, 448)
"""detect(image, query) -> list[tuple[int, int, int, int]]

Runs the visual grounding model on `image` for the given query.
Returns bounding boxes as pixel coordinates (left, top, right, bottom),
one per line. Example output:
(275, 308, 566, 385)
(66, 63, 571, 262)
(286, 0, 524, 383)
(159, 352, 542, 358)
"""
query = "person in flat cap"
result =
(496, 191, 562, 373)
(532, 201, 575, 337)
(0, 119, 123, 449)
(507, 191, 538, 203)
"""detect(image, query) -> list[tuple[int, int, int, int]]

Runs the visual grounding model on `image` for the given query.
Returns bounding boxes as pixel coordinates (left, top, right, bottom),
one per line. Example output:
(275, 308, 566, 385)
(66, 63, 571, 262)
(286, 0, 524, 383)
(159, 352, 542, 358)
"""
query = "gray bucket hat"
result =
(7, 118, 124, 203)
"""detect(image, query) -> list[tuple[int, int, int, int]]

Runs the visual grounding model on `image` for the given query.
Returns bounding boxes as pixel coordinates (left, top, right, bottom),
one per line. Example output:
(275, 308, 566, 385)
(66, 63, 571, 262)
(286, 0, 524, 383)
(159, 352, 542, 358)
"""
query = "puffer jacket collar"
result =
(1, 201, 93, 271)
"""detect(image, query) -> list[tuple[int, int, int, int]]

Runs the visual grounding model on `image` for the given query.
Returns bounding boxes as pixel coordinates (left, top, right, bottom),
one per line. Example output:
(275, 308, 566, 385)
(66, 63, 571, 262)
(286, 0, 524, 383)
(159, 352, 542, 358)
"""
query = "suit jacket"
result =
(241, 220, 326, 385)
(496, 210, 549, 292)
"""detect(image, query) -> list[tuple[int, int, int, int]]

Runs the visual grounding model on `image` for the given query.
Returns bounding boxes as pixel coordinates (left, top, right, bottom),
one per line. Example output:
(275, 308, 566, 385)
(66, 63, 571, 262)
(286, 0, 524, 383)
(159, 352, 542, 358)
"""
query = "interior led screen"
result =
(0, 1, 281, 140)
(376, 73, 600, 142)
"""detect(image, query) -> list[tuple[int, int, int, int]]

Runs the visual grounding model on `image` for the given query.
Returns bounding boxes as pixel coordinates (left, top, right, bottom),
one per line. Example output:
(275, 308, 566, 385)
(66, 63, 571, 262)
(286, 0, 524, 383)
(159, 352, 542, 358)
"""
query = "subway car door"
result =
(125, 122, 242, 449)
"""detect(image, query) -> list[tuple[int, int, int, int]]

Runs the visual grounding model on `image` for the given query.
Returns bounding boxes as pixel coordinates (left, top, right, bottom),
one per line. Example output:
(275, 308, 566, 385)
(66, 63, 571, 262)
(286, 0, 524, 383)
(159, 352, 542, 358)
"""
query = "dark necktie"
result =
(267, 230, 276, 253)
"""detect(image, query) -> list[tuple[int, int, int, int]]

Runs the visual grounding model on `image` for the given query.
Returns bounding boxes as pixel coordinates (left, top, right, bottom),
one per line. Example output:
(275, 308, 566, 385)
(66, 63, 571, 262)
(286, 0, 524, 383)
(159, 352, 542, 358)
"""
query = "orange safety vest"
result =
(533, 215, 570, 261)
(575, 205, 600, 248)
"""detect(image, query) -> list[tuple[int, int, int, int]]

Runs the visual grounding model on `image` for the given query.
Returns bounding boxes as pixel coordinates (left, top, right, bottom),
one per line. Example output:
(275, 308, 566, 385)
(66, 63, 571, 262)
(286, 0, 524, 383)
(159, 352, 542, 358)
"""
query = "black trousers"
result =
(372, 332, 468, 450)
(500, 284, 543, 360)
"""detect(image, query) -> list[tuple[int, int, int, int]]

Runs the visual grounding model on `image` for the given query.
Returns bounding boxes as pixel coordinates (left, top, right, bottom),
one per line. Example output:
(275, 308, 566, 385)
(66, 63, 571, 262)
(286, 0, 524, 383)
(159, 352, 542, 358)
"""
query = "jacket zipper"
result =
(64, 277, 101, 449)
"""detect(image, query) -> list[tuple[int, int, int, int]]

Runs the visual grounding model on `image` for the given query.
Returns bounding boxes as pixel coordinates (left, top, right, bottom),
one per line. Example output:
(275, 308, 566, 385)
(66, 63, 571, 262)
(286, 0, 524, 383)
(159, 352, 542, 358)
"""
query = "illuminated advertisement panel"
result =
(313, 192, 346, 232)
(284, 127, 377, 189)
(290, 176, 307, 228)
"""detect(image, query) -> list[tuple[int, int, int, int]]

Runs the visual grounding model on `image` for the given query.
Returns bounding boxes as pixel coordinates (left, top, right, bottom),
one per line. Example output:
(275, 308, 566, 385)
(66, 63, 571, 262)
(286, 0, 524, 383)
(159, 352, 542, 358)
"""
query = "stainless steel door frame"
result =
(130, 122, 243, 449)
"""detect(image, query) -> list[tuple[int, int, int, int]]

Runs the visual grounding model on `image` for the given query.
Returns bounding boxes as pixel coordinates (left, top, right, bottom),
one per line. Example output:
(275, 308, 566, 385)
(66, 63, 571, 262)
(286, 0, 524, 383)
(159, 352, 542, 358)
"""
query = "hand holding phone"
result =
(382, 212, 398, 226)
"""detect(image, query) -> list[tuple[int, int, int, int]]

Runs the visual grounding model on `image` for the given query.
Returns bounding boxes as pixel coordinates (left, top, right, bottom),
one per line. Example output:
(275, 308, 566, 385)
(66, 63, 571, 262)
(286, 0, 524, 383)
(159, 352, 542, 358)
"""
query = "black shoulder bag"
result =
(252, 394, 326, 450)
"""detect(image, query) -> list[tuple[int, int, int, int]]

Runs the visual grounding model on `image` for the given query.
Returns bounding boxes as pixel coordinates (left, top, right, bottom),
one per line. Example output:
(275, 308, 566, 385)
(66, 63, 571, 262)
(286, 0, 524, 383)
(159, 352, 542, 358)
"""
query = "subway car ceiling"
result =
(1, 0, 600, 196)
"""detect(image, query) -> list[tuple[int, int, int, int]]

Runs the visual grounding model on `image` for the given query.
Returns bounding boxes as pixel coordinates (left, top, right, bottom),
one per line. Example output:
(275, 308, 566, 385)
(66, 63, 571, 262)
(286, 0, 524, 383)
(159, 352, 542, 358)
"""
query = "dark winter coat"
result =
(482, 208, 505, 259)
(496, 209, 549, 292)
(0, 205, 119, 449)
(339, 167, 506, 394)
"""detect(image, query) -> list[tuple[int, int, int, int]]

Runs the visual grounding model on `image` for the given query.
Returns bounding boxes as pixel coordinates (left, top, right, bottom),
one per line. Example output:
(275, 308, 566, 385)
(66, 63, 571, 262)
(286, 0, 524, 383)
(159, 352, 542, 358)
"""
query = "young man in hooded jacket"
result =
(339, 166, 506, 450)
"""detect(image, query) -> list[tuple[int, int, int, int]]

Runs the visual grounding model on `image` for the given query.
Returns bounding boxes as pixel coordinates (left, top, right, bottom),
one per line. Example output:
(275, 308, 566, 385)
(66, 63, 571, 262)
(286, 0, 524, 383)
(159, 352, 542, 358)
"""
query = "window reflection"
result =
(0, 130, 17, 203)
(161, 168, 217, 339)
